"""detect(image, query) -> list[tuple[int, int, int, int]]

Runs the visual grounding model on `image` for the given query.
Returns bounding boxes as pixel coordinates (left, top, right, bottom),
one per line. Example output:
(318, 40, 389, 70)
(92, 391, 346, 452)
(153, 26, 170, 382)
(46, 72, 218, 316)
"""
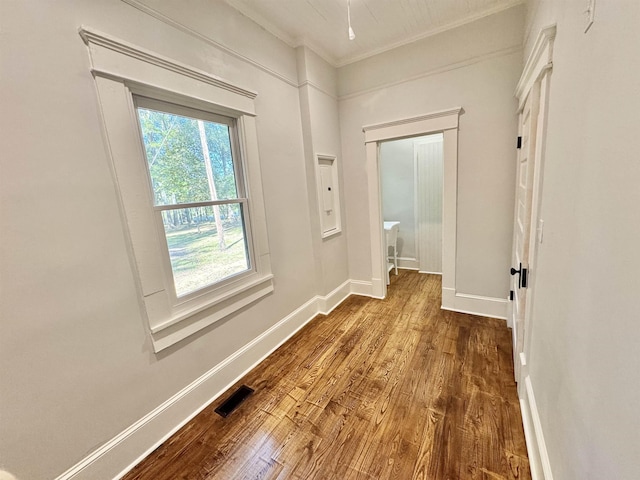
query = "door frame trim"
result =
(363, 108, 462, 302)
(516, 25, 557, 109)
(512, 24, 556, 380)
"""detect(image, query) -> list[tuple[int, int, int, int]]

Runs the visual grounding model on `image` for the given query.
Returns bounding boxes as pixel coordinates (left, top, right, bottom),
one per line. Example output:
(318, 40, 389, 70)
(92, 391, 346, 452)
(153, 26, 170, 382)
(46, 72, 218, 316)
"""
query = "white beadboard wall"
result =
(416, 136, 443, 274)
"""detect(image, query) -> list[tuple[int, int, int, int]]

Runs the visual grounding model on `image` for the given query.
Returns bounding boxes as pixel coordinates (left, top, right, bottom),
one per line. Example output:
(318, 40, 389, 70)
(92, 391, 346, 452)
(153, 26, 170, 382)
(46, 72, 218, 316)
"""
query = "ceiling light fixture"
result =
(348, 0, 355, 40)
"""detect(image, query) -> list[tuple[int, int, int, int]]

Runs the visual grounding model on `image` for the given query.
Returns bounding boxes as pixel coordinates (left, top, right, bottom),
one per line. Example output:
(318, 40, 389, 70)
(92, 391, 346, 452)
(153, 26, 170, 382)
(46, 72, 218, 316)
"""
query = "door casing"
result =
(363, 108, 462, 302)
(510, 25, 556, 386)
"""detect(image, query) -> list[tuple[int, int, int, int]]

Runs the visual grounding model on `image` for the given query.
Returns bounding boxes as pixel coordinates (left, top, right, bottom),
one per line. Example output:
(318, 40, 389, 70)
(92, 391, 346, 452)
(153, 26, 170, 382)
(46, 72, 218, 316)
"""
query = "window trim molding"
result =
(81, 27, 273, 352)
(79, 27, 258, 101)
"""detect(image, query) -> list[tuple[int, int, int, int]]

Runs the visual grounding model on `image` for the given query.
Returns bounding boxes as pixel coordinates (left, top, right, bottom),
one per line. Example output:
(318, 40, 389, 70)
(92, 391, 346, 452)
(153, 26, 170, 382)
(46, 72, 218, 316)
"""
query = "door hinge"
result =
(509, 290, 514, 301)
(517, 136, 522, 149)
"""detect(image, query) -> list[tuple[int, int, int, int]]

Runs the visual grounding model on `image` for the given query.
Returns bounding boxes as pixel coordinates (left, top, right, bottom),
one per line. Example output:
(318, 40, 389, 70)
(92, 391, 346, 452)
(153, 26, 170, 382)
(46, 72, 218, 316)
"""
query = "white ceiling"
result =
(223, 0, 523, 67)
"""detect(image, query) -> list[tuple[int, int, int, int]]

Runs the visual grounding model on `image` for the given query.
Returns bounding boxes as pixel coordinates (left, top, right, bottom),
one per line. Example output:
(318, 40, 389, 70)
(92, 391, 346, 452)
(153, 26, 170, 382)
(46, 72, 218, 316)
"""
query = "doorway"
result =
(363, 108, 462, 301)
(380, 133, 444, 280)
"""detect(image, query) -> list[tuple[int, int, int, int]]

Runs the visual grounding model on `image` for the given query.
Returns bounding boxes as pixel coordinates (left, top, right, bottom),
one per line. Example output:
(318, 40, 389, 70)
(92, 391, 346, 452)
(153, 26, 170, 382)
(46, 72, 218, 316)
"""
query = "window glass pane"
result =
(136, 108, 239, 206)
(161, 204, 249, 297)
(203, 120, 239, 200)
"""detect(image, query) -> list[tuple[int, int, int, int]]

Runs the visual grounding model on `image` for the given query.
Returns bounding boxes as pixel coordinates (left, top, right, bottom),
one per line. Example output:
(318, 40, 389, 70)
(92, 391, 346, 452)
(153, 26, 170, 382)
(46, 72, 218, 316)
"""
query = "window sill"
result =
(150, 273, 274, 334)
(149, 274, 274, 352)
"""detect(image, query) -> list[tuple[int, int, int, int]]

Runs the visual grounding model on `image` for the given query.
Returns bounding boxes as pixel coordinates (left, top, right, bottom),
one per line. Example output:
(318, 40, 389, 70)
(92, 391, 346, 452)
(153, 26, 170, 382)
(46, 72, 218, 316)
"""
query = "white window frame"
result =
(133, 96, 256, 303)
(80, 27, 274, 352)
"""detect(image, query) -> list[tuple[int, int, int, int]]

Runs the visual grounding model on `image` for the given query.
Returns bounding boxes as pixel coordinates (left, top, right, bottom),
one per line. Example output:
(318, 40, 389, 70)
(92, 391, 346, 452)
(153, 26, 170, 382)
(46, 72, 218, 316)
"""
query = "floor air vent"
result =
(215, 385, 254, 418)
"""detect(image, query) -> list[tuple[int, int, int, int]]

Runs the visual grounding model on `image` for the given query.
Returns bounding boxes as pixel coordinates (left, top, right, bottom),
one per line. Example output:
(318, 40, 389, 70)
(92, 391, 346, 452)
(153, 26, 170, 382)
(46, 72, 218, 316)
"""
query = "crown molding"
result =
(223, 0, 338, 67)
(297, 80, 338, 100)
(336, 1, 525, 67)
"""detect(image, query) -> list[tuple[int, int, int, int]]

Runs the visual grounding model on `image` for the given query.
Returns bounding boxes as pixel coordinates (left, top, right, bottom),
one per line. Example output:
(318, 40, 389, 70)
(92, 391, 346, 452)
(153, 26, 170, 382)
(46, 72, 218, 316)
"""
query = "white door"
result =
(509, 85, 540, 379)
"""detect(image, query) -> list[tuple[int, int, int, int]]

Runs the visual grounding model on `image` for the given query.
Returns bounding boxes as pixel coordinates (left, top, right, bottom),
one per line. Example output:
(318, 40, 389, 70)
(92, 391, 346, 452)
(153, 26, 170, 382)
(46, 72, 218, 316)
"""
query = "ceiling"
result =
(223, 0, 523, 67)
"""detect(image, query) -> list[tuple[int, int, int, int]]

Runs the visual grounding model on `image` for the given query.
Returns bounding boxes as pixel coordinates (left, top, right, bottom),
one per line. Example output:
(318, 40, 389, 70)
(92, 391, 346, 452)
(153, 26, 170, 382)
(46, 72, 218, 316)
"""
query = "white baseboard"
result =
(317, 280, 352, 315)
(397, 257, 419, 270)
(56, 282, 358, 480)
(370, 277, 385, 298)
(520, 376, 553, 480)
(349, 279, 374, 297)
(396, 257, 442, 273)
(441, 287, 508, 319)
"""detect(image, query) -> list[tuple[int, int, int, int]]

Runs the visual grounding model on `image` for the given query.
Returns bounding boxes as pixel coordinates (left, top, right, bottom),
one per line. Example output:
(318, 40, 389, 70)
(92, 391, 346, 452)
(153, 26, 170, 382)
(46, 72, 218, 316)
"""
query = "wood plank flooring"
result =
(124, 271, 530, 480)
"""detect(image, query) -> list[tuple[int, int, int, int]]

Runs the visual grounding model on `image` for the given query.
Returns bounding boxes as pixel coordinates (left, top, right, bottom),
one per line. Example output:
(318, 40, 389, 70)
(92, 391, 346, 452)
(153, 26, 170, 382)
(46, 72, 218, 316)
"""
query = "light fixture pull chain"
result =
(348, 0, 355, 40)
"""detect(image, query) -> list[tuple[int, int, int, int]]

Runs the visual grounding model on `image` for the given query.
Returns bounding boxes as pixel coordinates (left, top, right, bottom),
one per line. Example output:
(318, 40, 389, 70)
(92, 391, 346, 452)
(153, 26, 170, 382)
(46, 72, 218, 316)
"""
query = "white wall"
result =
(521, 1, 640, 479)
(380, 138, 417, 260)
(339, 5, 524, 300)
(0, 1, 345, 478)
(296, 46, 350, 295)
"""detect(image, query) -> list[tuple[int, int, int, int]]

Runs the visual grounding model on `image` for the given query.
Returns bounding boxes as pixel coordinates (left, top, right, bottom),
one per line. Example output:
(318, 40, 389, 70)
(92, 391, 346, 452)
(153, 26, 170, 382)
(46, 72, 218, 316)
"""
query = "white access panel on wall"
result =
(316, 154, 341, 238)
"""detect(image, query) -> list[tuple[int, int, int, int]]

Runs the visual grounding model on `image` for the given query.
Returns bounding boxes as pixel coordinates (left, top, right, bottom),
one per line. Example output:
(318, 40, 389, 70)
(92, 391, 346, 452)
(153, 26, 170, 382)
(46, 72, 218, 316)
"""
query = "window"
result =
(134, 98, 252, 300)
(81, 27, 274, 351)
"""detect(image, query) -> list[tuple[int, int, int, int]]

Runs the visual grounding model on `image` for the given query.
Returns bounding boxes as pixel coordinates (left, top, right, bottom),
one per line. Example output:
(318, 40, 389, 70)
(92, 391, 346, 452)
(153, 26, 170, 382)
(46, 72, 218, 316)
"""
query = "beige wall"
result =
(0, 0, 347, 478)
(522, 1, 640, 478)
(296, 46, 350, 295)
(339, 5, 524, 299)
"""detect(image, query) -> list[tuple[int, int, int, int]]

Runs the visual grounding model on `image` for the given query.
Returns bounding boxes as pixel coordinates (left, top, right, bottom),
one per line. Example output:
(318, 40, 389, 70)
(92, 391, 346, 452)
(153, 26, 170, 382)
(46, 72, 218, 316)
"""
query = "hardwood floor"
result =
(124, 271, 530, 480)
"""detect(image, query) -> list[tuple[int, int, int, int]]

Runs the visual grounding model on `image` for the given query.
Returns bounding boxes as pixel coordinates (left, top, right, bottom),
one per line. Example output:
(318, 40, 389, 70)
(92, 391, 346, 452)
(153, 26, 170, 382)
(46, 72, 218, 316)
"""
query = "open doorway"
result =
(380, 133, 444, 285)
(363, 108, 462, 302)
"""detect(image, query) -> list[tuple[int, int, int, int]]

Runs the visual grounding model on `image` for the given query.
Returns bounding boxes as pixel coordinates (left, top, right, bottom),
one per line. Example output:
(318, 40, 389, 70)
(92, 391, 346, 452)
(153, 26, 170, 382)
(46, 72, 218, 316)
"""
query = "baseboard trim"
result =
(441, 288, 508, 319)
(370, 277, 385, 299)
(317, 280, 352, 315)
(56, 282, 358, 480)
(349, 279, 373, 297)
(520, 376, 553, 480)
(397, 257, 419, 270)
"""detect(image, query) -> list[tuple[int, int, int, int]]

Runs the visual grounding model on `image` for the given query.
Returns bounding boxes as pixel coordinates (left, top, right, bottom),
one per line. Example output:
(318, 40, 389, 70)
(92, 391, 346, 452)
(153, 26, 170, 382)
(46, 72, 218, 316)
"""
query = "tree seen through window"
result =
(136, 103, 250, 297)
